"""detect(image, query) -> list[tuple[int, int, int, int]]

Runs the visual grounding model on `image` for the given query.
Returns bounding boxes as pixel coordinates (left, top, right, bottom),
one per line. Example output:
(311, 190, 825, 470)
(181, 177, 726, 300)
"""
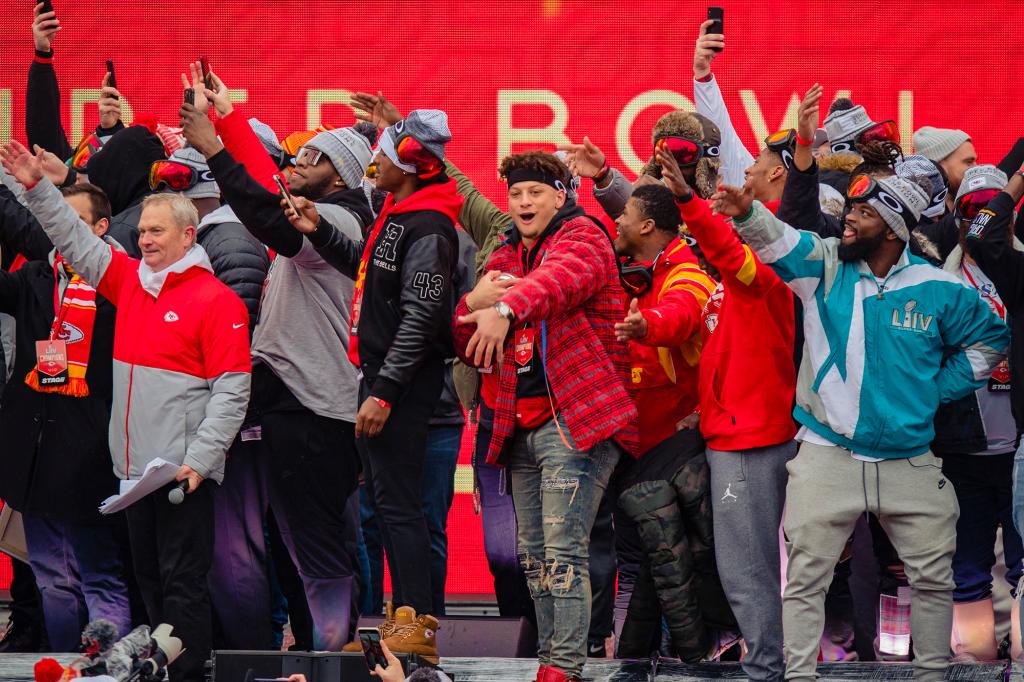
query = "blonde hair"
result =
(141, 192, 199, 232)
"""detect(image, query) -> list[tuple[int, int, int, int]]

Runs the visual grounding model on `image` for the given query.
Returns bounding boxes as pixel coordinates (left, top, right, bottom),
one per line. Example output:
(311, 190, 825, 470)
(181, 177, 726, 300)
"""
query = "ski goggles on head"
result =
(294, 146, 324, 167)
(847, 173, 918, 228)
(830, 120, 899, 154)
(67, 133, 103, 172)
(395, 135, 443, 178)
(764, 129, 796, 169)
(955, 188, 1002, 222)
(618, 257, 654, 297)
(148, 160, 215, 191)
(655, 136, 719, 167)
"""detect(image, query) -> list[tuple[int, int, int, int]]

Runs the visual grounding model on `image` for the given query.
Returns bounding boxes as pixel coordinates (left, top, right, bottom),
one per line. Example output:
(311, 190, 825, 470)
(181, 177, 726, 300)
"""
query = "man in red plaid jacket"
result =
(454, 151, 636, 682)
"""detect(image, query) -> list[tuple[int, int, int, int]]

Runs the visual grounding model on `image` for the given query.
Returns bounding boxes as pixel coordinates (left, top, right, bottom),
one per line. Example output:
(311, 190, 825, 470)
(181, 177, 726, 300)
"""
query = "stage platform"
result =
(0, 654, 1012, 681)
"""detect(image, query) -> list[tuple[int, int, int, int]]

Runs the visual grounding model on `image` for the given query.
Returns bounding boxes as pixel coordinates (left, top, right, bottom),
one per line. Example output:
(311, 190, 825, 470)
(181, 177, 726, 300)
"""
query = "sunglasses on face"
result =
(764, 129, 796, 169)
(655, 136, 720, 167)
(295, 146, 324, 167)
(67, 133, 103, 172)
(955, 188, 1002, 222)
(847, 173, 919, 229)
(830, 120, 899, 155)
(148, 160, 216, 191)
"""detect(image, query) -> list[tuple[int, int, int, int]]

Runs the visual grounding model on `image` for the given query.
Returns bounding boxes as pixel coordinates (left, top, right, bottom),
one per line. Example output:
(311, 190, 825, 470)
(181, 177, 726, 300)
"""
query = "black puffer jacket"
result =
(196, 206, 270, 331)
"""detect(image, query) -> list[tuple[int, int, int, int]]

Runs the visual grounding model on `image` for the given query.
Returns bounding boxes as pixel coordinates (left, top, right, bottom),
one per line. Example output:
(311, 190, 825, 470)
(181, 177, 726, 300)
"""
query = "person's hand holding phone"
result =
(202, 71, 234, 119)
(32, 2, 60, 52)
(282, 195, 321, 234)
(369, 641, 403, 682)
(179, 102, 223, 158)
(694, 19, 724, 80)
(180, 61, 211, 116)
(98, 72, 122, 130)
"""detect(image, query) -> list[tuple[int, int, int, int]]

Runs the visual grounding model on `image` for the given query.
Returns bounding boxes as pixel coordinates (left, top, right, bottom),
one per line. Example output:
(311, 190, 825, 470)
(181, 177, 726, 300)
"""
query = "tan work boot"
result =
(381, 606, 440, 665)
(342, 601, 397, 652)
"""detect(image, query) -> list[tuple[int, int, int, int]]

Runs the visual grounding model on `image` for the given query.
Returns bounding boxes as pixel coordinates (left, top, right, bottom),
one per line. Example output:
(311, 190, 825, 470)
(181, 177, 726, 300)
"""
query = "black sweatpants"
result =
(126, 482, 214, 682)
(357, 363, 444, 615)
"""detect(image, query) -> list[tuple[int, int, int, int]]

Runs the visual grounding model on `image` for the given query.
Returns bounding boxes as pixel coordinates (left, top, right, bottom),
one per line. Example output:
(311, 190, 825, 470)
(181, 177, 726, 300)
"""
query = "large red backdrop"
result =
(0, 0, 1021, 597)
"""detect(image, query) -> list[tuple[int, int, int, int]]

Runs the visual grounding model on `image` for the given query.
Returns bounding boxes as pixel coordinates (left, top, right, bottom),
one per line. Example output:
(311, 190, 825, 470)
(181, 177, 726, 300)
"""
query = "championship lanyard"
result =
(962, 261, 1006, 320)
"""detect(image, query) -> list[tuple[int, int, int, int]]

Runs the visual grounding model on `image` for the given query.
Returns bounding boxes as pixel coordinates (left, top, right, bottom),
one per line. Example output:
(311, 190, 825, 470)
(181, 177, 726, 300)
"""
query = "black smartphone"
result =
(105, 60, 116, 88)
(183, 88, 194, 106)
(39, 0, 53, 15)
(707, 6, 724, 50)
(274, 174, 299, 215)
(200, 55, 213, 91)
(358, 627, 387, 671)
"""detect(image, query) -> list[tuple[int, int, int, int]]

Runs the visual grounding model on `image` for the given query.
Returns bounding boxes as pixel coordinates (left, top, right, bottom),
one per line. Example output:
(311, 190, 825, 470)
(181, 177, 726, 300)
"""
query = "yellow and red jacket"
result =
(629, 236, 716, 455)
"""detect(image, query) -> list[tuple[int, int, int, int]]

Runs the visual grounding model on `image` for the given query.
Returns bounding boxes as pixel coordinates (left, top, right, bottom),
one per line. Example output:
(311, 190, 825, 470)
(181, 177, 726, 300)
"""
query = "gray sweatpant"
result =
(783, 442, 958, 681)
(708, 441, 796, 681)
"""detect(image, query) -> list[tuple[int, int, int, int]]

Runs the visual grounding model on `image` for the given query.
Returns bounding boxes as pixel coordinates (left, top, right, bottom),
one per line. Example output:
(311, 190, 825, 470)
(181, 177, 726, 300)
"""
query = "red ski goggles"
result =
(955, 189, 1002, 222)
(149, 160, 215, 191)
(764, 129, 796, 169)
(67, 133, 103, 172)
(847, 173, 919, 229)
(830, 120, 899, 154)
(655, 136, 720, 167)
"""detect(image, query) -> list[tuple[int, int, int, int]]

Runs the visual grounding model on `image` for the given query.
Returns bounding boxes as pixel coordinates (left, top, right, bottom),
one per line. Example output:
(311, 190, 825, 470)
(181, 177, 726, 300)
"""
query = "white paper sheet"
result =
(99, 457, 180, 514)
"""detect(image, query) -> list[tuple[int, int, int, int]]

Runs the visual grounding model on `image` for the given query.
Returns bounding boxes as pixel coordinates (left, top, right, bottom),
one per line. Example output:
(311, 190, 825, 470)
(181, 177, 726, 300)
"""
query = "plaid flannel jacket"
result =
(454, 214, 639, 463)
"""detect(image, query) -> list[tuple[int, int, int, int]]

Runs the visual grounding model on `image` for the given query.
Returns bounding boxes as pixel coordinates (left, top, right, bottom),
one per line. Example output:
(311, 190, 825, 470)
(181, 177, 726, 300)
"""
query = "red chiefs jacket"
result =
(677, 195, 796, 451)
(454, 205, 638, 462)
(25, 179, 251, 483)
(629, 236, 717, 454)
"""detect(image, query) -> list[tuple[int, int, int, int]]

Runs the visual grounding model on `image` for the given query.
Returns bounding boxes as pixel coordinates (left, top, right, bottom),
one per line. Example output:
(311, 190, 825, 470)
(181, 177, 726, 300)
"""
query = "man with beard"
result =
(713, 168, 1009, 681)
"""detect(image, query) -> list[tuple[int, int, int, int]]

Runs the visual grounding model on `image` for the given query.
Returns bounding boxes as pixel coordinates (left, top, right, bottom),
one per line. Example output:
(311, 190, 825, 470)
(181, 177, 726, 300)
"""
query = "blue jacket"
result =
(734, 202, 1009, 459)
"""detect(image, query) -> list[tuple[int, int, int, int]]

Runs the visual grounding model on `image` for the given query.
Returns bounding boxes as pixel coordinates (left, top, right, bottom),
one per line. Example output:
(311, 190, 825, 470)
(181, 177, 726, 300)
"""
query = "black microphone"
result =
(168, 479, 189, 505)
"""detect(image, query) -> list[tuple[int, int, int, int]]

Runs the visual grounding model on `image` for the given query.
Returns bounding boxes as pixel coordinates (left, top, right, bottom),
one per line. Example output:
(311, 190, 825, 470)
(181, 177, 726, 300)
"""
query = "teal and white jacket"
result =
(734, 202, 1010, 459)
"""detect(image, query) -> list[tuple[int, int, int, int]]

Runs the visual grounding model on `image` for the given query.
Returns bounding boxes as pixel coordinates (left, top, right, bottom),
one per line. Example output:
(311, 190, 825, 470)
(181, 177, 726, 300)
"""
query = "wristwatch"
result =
(494, 301, 515, 322)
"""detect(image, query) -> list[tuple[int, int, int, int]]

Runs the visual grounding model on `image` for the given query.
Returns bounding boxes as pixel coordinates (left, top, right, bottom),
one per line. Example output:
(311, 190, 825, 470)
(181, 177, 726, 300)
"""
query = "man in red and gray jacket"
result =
(3, 141, 251, 682)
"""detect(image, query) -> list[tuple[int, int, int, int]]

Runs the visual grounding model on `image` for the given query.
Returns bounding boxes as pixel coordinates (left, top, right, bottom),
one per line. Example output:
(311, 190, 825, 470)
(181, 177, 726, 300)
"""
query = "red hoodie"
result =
(677, 196, 796, 451)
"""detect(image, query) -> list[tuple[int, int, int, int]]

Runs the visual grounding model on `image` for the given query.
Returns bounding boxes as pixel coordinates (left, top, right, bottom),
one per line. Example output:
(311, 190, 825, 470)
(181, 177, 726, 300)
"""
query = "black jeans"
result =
(357, 364, 443, 614)
(126, 482, 214, 682)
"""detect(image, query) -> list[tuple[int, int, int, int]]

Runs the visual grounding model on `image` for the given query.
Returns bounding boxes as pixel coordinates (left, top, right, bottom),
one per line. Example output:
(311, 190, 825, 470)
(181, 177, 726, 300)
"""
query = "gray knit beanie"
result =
(307, 127, 373, 189)
(895, 154, 948, 219)
(954, 165, 1007, 205)
(913, 127, 970, 163)
(823, 105, 874, 147)
(866, 176, 929, 241)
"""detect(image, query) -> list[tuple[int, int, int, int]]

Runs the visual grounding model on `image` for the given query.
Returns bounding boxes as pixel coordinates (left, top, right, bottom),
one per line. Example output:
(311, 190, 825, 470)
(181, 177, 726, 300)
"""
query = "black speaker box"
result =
(355, 615, 537, 658)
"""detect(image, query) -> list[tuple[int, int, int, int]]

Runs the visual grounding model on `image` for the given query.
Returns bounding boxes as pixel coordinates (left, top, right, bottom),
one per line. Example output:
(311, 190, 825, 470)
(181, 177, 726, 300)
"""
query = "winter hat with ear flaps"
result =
(641, 111, 722, 199)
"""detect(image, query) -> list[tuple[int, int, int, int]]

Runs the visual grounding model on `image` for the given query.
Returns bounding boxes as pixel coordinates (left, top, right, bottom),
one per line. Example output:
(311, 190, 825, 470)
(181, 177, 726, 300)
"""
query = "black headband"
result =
(507, 168, 567, 192)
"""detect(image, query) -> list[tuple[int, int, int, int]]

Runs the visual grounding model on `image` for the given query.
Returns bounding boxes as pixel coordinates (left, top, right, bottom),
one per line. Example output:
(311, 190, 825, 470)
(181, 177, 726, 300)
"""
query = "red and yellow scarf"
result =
(24, 256, 97, 397)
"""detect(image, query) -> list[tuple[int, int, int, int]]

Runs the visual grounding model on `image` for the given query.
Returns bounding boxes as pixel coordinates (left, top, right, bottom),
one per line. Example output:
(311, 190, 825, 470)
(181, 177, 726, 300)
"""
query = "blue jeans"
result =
(508, 417, 621, 679)
(22, 515, 131, 651)
(360, 425, 462, 615)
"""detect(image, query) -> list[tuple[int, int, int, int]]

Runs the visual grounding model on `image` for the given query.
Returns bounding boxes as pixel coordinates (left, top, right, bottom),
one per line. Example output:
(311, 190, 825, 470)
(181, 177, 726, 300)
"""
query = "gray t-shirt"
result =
(250, 203, 362, 422)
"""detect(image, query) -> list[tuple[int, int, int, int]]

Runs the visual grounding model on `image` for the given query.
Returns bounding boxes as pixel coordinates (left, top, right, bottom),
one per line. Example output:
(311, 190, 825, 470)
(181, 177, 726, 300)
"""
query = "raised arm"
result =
(560, 137, 632, 220)
(25, 2, 71, 159)
(444, 159, 509, 271)
(692, 19, 753, 188)
(965, 173, 1024, 308)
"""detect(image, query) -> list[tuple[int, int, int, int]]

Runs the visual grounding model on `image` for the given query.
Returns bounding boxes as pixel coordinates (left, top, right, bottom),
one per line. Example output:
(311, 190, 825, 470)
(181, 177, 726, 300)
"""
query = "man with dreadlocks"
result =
(715, 123, 1009, 680)
(453, 151, 636, 682)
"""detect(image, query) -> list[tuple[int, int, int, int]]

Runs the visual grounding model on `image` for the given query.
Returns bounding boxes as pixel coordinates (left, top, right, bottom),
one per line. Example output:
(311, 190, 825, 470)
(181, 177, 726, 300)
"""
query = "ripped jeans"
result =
(507, 416, 621, 679)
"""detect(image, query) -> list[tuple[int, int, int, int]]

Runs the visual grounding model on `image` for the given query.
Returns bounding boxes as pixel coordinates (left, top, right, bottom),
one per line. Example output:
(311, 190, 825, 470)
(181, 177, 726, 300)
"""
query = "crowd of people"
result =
(0, 6, 1022, 682)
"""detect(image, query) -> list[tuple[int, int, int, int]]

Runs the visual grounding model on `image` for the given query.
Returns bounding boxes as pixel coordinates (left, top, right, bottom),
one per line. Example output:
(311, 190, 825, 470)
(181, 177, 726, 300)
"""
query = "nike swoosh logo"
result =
(232, 323, 245, 329)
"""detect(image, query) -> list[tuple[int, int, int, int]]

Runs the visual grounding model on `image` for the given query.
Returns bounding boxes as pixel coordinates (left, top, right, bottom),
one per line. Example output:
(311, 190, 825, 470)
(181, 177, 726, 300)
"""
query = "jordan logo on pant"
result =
(721, 484, 738, 502)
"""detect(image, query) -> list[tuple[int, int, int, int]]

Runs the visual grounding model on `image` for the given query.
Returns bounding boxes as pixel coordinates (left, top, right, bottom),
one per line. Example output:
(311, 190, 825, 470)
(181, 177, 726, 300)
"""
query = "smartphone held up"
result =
(707, 6, 724, 50)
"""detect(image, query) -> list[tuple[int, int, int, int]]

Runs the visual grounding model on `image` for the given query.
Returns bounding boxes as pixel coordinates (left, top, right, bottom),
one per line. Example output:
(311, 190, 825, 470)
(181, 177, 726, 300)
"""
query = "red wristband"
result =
(592, 163, 610, 183)
(372, 396, 391, 410)
(23, 178, 40, 192)
(697, 73, 713, 83)
(795, 132, 813, 147)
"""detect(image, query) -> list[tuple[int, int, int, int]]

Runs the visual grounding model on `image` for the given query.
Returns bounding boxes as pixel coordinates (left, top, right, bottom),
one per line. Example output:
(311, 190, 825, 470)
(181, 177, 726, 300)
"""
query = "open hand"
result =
(693, 19, 724, 80)
(282, 195, 321, 234)
(615, 298, 648, 341)
(458, 306, 511, 368)
(202, 71, 234, 118)
(181, 61, 211, 116)
(0, 141, 45, 188)
(797, 84, 823, 144)
(350, 91, 402, 129)
(32, 2, 59, 52)
(34, 144, 70, 185)
(710, 184, 755, 219)
(656, 147, 693, 200)
(558, 137, 606, 180)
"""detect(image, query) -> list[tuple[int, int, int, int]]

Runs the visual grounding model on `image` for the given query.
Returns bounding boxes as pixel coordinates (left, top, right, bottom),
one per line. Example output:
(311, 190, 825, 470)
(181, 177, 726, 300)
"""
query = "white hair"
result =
(141, 192, 199, 232)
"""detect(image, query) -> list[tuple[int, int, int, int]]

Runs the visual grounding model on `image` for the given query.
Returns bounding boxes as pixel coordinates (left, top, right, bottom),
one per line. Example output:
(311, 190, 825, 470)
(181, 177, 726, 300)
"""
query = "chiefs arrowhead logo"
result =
(164, 311, 179, 322)
(55, 321, 84, 344)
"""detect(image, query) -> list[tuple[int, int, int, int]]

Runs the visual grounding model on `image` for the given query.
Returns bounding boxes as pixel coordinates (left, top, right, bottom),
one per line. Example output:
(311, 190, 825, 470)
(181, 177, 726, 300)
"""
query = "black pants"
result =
(262, 409, 361, 650)
(357, 365, 443, 615)
(126, 482, 214, 682)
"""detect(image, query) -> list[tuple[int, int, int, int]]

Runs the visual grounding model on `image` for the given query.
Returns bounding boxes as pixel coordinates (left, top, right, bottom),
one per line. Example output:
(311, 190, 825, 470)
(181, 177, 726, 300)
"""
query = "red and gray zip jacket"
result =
(24, 179, 251, 483)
